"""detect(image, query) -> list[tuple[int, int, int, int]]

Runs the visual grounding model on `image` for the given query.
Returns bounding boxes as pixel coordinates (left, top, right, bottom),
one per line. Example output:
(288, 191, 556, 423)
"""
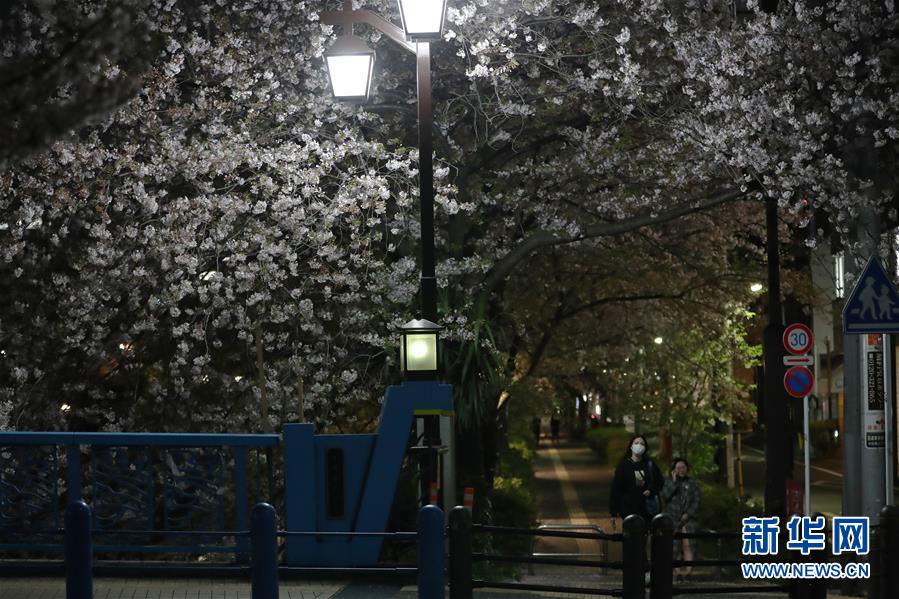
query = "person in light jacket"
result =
(661, 458, 701, 582)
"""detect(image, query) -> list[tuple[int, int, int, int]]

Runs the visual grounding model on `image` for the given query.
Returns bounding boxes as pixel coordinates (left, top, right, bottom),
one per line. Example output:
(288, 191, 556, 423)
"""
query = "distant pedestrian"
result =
(609, 435, 663, 523)
(532, 417, 541, 446)
(550, 415, 560, 444)
(661, 458, 700, 582)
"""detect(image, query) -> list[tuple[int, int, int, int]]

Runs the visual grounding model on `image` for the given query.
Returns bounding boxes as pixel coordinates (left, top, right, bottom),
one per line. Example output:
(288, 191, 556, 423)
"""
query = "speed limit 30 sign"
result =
(783, 323, 813, 355)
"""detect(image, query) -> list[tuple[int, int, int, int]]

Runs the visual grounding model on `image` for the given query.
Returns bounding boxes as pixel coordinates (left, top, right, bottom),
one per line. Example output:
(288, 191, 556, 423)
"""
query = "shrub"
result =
(605, 436, 632, 467)
(586, 426, 631, 465)
(696, 482, 763, 562)
(496, 440, 535, 485)
(490, 476, 538, 531)
(809, 419, 839, 458)
(698, 481, 763, 532)
(476, 441, 539, 580)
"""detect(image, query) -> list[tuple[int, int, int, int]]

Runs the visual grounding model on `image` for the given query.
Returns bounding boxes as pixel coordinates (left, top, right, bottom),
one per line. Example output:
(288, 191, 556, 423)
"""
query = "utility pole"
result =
(843, 208, 887, 520)
(842, 106, 888, 518)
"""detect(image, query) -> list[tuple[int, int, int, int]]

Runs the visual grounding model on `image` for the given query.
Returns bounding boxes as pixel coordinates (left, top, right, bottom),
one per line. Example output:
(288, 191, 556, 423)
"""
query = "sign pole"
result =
(861, 334, 887, 519)
(781, 323, 815, 516)
(804, 393, 811, 515)
(841, 255, 899, 516)
(884, 333, 895, 505)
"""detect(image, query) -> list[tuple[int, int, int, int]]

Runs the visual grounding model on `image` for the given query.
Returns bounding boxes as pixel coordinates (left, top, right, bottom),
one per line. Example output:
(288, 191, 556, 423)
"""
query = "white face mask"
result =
(631, 443, 646, 456)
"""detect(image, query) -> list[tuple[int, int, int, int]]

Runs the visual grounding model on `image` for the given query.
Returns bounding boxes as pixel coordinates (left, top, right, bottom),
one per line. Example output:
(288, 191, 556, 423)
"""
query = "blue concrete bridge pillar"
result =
(283, 381, 453, 566)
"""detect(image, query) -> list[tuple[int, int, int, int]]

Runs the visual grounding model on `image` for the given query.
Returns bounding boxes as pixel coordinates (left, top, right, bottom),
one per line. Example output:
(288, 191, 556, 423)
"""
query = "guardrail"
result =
(531, 523, 610, 575)
(448, 506, 634, 598)
(62, 501, 441, 599)
(448, 508, 899, 599)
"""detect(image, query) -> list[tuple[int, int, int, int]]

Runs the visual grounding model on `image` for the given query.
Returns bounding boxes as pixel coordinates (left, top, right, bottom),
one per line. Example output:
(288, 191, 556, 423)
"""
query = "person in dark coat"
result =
(609, 434, 664, 523)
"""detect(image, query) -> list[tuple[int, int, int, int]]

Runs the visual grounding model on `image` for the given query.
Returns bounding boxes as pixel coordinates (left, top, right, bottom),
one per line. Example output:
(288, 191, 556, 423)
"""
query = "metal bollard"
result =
(251, 502, 279, 599)
(868, 522, 880, 599)
(65, 500, 92, 599)
(878, 505, 899, 599)
(418, 504, 445, 599)
(649, 514, 674, 599)
(448, 506, 473, 599)
(622, 515, 647, 599)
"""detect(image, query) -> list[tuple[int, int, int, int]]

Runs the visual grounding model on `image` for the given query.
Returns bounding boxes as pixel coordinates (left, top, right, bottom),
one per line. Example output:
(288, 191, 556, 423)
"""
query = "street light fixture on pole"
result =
(321, 0, 442, 324)
(320, 0, 448, 507)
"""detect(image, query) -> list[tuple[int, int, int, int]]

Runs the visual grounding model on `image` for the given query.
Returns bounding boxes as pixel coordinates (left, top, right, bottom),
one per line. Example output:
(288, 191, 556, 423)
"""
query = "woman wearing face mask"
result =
(661, 458, 700, 582)
(609, 435, 663, 525)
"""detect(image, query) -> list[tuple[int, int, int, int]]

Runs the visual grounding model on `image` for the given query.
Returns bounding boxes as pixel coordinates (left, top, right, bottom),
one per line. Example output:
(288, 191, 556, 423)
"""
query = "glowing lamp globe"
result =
(399, 318, 441, 378)
(324, 35, 375, 102)
(397, 0, 448, 40)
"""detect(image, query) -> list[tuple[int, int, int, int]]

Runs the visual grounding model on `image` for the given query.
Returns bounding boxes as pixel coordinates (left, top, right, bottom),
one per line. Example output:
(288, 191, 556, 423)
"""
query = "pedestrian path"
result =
(0, 578, 347, 599)
(520, 440, 855, 599)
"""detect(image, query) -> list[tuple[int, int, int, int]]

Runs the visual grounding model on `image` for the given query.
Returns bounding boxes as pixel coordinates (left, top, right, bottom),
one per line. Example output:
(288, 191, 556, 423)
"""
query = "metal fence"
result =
(60, 501, 441, 599)
(0, 431, 277, 568)
(448, 506, 899, 599)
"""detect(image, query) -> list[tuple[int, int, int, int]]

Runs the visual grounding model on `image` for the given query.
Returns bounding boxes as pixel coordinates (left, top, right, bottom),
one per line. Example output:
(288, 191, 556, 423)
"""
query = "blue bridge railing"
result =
(0, 432, 278, 564)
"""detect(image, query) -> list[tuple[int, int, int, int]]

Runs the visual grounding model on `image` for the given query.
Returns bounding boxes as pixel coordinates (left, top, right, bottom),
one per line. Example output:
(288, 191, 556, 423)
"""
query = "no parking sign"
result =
(783, 323, 814, 398)
(784, 366, 814, 398)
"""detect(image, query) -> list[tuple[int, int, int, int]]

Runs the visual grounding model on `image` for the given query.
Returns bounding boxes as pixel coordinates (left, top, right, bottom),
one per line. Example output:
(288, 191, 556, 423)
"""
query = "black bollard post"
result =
(650, 514, 674, 599)
(879, 505, 899, 599)
(251, 502, 279, 599)
(449, 506, 473, 599)
(65, 500, 92, 599)
(868, 522, 880, 599)
(622, 515, 647, 599)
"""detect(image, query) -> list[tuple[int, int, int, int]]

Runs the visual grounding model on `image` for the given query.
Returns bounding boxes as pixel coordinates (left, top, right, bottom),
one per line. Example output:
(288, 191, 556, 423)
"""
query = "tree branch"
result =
(480, 185, 755, 294)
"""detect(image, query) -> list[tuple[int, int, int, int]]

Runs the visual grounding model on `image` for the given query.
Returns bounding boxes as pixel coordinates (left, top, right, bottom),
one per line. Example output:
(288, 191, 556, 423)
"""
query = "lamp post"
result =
(321, 0, 448, 507)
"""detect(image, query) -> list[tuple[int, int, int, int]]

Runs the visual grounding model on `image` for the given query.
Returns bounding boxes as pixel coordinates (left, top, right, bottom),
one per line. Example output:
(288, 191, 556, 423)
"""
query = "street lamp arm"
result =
(319, 10, 416, 54)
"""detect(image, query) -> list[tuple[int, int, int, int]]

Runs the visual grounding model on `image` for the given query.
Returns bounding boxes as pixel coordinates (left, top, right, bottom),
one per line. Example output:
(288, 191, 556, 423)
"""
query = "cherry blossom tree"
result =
(1, 0, 895, 477)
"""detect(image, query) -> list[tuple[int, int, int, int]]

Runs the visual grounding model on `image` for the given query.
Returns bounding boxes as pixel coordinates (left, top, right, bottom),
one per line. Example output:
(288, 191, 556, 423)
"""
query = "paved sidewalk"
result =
(0, 577, 342, 599)
(517, 440, 856, 599)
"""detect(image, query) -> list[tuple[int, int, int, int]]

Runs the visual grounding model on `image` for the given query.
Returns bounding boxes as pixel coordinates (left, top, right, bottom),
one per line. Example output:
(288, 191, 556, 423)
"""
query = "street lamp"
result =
(324, 35, 375, 102)
(397, 0, 447, 40)
(321, 0, 449, 507)
(399, 318, 441, 378)
(321, 0, 442, 326)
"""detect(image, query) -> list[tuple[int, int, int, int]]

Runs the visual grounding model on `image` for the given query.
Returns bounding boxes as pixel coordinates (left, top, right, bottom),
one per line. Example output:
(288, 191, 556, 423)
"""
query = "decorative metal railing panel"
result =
(92, 446, 155, 533)
(0, 432, 278, 562)
(162, 447, 225, 540)
(0, 445, 60, 534)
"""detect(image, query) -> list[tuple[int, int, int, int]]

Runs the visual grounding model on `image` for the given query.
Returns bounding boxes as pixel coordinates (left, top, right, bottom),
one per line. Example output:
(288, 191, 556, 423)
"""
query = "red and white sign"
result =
(783, 355, 815, 366)
(784, 366, 814, 398)
(783, 323, 813, 355)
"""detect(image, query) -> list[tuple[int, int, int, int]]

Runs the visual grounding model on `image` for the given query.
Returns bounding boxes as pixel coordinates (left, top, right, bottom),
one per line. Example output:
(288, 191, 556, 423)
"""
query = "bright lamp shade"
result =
(397, 0, 447, 40)
(324, 35, 375, 101)
(399, 318, 441, 377)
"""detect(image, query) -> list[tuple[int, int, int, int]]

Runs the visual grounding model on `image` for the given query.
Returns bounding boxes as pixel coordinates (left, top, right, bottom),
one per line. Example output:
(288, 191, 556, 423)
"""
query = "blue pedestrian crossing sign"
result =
(842, 256, 899, 333)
